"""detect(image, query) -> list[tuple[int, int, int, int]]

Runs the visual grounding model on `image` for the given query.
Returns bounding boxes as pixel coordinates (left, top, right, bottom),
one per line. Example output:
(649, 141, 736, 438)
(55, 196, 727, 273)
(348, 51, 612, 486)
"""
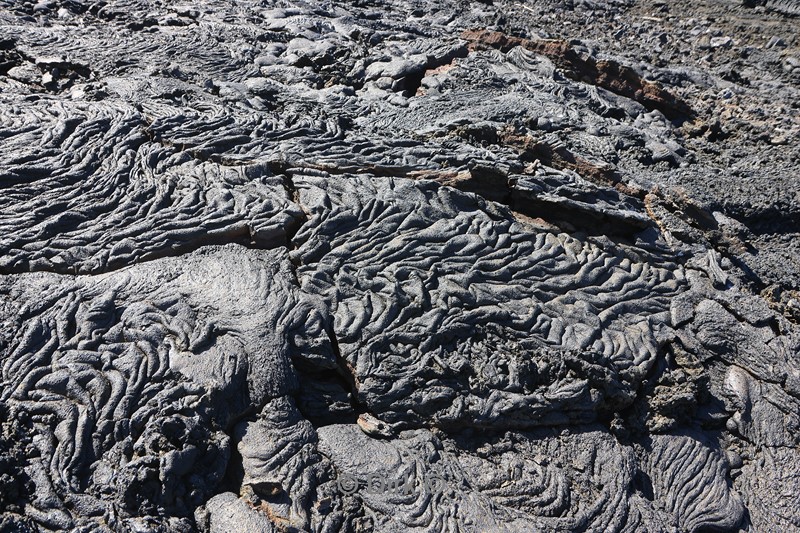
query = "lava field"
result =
(1, 0, 799, 531)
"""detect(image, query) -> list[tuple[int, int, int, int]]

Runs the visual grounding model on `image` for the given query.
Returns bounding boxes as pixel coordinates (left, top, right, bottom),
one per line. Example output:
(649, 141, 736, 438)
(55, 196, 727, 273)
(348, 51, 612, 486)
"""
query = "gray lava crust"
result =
(1, 0, 799, 531)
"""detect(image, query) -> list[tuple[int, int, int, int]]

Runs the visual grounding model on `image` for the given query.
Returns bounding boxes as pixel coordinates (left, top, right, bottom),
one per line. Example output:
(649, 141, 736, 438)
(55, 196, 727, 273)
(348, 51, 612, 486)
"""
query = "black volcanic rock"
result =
(0, 0, 799, 531)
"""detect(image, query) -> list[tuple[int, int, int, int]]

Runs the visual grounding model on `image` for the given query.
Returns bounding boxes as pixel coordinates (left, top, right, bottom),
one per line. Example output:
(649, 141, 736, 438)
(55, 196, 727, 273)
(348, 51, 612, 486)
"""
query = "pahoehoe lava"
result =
(1, 0, 799, 531)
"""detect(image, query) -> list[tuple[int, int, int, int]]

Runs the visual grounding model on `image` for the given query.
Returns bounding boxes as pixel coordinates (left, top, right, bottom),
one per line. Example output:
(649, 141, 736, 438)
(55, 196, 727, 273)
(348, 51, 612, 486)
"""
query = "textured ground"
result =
(0, 0, 799, 531)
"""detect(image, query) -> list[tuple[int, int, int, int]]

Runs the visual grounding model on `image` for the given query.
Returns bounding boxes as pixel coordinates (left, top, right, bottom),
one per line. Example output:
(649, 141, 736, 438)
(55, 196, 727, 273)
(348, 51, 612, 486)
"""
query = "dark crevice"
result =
(633, 470, 655, 501)
(275, 178, 363, 430)
(281, 169, 309, 253)
(0, 38, 22, 76)
(216, 433, 245, 501)
(292, 325, 366, 429)
(325, 326, 360, 410)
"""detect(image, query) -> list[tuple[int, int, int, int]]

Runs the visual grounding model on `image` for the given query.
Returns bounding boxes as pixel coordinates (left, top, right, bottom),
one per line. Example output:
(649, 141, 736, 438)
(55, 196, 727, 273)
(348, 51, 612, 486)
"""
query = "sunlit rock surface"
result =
(1, 0, 799, 531)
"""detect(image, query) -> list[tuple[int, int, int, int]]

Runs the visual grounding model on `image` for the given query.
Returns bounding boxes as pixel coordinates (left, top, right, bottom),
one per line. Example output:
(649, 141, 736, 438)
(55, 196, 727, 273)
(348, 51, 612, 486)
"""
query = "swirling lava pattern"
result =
(0, 98, 303, 274)
(0, 0, 798, 532)
(292, 174, 682, 430)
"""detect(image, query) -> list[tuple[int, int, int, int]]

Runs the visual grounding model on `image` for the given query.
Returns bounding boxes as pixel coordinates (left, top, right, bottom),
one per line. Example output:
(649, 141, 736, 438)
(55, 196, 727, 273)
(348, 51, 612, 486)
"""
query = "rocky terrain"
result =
(0, 0, 799, 531)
